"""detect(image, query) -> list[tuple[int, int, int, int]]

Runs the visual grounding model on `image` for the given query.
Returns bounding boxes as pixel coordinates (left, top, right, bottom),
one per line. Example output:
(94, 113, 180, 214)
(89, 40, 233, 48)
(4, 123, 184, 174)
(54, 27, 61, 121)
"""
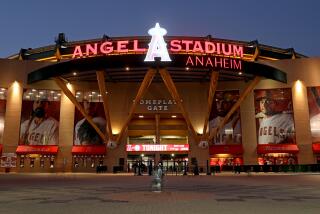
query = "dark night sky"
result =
(0, 0, 319, 57)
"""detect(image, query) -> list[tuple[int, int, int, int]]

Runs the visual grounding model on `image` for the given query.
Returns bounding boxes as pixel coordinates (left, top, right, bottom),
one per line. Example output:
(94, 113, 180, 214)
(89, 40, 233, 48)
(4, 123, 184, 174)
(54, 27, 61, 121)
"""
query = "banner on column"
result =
(307, 87, 320, 143)
(74, 91, 107, 145)
(209, 90, 242, 145)
(254, 88, 296, 145)
(19, 89, 60, 145)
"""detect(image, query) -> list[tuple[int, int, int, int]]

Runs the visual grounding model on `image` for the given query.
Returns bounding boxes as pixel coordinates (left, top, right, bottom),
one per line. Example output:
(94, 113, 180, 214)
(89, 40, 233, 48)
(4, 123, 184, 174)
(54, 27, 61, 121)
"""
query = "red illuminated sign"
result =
(72, 39, 243, 58)
(71, 34, 244, 71)
(16, 145, 59, 155)
(257, 144, 299, 154)
(72, 40, 146, 58)
(126, 144, 189, 152)
(185, 56, 242, 70)
(170, 40, 243, 57)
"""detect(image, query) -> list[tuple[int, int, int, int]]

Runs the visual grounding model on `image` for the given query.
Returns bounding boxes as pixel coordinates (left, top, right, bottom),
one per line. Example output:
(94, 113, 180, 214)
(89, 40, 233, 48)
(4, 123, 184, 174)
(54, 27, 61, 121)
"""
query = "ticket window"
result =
(73, 155, 104, 168)
(73, 155, 86, 168)
(49, 156, 55, 168)
(73, 156, 80, 168)
(40, 156, 45, 168)
(20, 155, 25, 168)
(30, 158, 35, 168)
(210, 156, 243, 165)
(98, 158, 104, 166)
(90, 156, 96, 168)
(258, 154, 298, 165)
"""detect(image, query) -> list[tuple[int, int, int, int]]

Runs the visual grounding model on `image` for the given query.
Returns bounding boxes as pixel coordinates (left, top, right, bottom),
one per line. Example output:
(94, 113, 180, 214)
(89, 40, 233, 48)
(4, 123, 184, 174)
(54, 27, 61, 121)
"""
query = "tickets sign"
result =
(126, 144, 189, 152)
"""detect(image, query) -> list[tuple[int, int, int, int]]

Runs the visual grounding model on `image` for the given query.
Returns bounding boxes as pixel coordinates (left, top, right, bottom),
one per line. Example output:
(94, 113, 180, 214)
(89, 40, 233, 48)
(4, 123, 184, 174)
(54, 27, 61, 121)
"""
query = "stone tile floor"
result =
(0, 173, 319, 213)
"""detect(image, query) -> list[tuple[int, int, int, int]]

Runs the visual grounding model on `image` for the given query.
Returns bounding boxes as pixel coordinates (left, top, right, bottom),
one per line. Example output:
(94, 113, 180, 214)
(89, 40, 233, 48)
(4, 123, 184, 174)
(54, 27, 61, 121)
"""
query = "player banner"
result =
(209, 90, 242, 145)
(307, 87, 320, 143)
(19, 89, 60, 145)
(254, 88, 296, 145)
(74, 97, 106, 145)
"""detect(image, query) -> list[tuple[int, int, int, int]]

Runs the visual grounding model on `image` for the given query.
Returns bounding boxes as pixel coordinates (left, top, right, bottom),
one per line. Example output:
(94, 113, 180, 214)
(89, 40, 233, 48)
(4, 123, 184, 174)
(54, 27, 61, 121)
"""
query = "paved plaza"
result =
(0, 173, 320, 214)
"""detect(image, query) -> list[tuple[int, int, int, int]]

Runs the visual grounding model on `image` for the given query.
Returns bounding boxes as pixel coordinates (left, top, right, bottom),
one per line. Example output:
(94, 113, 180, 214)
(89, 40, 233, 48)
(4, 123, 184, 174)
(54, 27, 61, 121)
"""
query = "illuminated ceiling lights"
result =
(171, 115, 177, 118)
(138, 115, 144, 118)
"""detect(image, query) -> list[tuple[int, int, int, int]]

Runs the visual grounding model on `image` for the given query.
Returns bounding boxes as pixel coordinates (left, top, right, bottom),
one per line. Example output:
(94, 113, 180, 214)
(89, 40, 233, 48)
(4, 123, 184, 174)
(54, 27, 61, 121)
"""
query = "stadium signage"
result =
(126, 144, 189, 152)
(72, 23, 243, 70)
(72, 40, 243, 59)
(139, 99, 176, 111)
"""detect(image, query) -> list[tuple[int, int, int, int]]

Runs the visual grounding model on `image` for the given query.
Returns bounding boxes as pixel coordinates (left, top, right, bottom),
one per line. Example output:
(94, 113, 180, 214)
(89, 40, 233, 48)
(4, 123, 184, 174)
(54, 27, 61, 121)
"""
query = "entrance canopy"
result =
(17, 34, 303, 84)
(27, 54, 287, 84)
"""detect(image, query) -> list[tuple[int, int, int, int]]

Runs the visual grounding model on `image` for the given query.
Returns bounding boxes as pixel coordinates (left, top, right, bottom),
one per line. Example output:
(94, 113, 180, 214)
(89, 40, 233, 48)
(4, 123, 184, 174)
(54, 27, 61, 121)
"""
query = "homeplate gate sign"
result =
(72, 23, 244, 71)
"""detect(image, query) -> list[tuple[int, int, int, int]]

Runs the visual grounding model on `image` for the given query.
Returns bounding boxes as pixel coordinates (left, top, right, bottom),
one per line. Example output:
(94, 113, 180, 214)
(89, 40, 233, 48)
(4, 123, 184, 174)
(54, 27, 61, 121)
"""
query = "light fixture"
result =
(171, 115, 177, 118)
(0, 88, 5, 91)
(32, 89, 37, 92)
(73, 72, 77, 76)
(186, 67, 190, 71)
(66, 83, 72, 90)
(238, 71, 243, 75)
(138, 115, 144, 118)
(50, 91, 55, 94)
(76, 91, 81, 94)
(125, 67, 130, 71)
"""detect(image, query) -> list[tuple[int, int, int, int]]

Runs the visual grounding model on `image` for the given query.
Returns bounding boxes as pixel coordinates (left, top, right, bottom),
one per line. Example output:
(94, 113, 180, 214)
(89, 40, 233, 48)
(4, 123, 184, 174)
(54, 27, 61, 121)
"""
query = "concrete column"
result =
(2, 81, 23, 172)
(105, 131, 127, 172)
(155, 152, 160, 165)
(292, 80, 314, 164)
(240, 90, 258, 165)
(55, 84, 75, 172)
(188, 133, 209, 173)
(155, 114, 160, 144)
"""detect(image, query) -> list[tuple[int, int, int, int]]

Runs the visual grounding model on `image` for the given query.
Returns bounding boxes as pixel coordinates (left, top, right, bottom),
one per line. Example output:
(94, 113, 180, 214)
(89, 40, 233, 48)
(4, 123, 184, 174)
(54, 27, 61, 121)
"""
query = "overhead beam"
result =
(116, 68, 156, 142)
(209, 76, 261, 142)
(54, 77, 107, 142)
(159, 68, 198, 142)
(202, 71, 219, 139)
(96, 70, 113, 141)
